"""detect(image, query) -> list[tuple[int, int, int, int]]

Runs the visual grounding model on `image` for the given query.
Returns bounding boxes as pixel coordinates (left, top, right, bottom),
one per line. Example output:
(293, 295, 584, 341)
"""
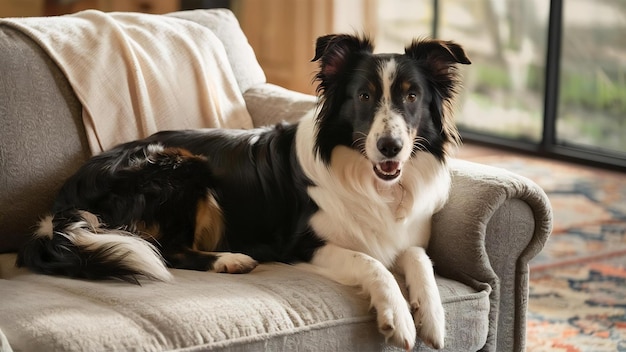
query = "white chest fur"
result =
(296, 114, 451, 268)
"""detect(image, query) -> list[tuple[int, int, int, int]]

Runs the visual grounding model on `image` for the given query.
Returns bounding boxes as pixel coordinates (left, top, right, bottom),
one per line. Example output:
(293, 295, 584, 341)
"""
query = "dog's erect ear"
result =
(405, 39, 469, 155)
(404, 39, 470, 98)
(404, 39, 471, 73)
(312, 34, 374, 80)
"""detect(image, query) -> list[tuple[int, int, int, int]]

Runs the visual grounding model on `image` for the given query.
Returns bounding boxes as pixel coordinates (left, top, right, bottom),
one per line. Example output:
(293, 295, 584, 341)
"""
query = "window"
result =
(557, 0, 626, 156)
(373, 0, 625, 169)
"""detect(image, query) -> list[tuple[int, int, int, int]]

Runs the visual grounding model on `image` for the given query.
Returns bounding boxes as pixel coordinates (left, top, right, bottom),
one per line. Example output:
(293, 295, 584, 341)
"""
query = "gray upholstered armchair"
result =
(0, 9, 551, 352)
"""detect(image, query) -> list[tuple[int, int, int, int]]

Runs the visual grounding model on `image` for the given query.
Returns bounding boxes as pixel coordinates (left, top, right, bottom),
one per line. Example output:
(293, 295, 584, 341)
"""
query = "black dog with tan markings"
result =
(18, 34, 470, 349)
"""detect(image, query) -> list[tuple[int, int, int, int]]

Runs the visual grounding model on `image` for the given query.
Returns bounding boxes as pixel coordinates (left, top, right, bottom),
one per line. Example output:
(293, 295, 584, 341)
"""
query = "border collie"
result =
(17, 34, 470, 350)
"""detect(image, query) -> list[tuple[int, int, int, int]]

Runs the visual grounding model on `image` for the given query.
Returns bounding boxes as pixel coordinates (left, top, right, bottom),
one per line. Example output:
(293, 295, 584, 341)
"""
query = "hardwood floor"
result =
(453, 142, 522, 160)
(455, 142, 624, 179)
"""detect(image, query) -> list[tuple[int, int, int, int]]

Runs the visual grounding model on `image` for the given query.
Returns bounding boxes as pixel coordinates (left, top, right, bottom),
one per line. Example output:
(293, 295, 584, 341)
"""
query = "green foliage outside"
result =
(475, 63, 626, 116)
(560, 68, 626, 116)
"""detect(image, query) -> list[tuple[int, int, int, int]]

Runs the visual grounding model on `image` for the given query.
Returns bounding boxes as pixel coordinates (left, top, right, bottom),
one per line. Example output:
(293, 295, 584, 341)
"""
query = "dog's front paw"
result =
(213, 253, 258, 274)
(376, 298, 416, 350)
(411, 299, 445, 349)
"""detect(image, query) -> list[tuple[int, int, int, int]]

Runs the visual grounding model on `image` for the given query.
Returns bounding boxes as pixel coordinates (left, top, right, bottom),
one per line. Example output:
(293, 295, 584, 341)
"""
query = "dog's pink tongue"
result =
(380, 161, 400, 173)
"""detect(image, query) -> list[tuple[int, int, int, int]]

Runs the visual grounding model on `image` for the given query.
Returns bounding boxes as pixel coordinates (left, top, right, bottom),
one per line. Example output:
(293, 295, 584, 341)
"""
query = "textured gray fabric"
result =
(485, 199, 535, 352)
(0, 8, 552, 352)
(0, 26, 88, 254)
(243, 83, 317, 127)
(0, 253, 490, 352)
(167, 9, 266, 94)
(430, 159, 552, 352)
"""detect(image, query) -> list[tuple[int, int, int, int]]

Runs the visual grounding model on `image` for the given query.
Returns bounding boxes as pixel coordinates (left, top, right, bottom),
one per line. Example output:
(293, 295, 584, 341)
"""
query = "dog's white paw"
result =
(213, 253, 258, 274)
(375, 296, 416, 350)
(411, 299, 445, 349)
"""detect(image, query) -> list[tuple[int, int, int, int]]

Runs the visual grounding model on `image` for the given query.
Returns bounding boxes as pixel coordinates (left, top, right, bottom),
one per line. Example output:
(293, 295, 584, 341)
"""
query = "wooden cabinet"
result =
(0, 0, 44, 17)
(43, 0, 180, 16)
(234, 0, 334, 95)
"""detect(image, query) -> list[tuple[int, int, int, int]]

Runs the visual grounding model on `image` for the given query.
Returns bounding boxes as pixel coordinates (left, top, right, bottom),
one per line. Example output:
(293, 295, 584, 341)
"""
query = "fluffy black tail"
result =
(16, 209, 172, 284)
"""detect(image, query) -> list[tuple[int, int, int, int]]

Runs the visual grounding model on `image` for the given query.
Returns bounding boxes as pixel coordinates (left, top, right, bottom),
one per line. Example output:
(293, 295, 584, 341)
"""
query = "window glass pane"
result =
(436, 0, 550, 142)
(557, 0, 626, 155)
(373, 1, 433, 53)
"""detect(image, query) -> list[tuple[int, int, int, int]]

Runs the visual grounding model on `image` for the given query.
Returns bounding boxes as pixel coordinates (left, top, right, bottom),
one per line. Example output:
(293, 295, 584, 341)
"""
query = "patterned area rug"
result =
(468, 155, 626, 352)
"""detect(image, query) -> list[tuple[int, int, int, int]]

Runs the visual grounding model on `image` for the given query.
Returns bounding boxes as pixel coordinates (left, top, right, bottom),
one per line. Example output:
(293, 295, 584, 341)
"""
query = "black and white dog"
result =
(18, 34, 470, 350)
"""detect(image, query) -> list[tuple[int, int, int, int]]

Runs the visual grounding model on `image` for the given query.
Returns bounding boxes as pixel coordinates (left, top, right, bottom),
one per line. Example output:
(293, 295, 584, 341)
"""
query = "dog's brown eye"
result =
(406, 93, 417, 103)
(359, 93, 370, 102)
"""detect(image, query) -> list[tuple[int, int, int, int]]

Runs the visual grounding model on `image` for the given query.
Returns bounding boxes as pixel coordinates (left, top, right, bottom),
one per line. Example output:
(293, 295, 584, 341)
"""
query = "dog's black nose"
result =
(377, 137, 403, 157)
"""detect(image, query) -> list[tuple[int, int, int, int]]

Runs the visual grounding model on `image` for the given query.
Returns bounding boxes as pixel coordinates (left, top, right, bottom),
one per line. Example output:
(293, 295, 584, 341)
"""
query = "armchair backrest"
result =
(0, 9, 265, 253)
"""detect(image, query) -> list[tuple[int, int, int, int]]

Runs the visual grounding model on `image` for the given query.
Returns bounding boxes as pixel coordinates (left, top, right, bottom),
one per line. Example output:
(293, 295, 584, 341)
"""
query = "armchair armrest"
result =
(429, 159, 552, 352)
(243, 83, 317, 127)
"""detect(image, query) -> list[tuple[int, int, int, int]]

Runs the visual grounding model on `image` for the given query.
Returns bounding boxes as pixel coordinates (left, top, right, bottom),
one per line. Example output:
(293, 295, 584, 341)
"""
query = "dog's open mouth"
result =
(373, 161, 402, 181)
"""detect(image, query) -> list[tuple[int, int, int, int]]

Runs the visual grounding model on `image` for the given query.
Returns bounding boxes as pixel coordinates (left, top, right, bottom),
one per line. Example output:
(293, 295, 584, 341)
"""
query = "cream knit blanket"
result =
(1, 10, 253, 154)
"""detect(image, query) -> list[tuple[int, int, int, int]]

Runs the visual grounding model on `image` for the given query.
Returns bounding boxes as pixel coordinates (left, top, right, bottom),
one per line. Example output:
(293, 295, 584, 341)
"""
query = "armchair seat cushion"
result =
(0, 253, 490, 352)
